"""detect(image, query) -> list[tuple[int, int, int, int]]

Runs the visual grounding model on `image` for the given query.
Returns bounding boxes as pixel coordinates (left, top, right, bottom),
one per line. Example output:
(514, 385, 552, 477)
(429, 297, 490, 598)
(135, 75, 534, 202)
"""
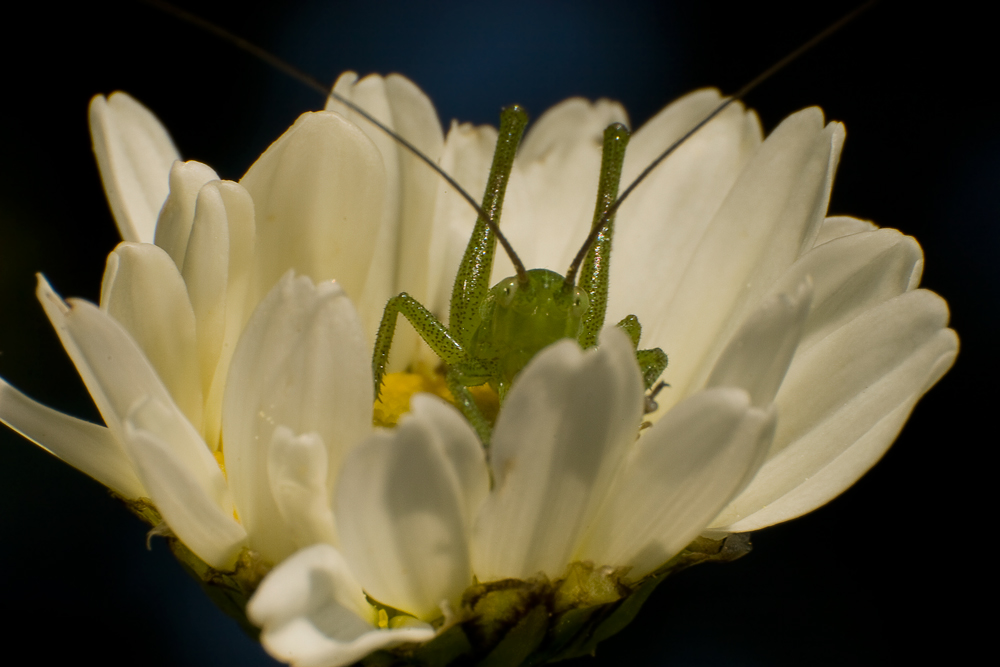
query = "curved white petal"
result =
(610, 89, 762, 326)
(770, 229, 924, 353)
(0, 378, 145, 499)
(648, 108, 845, 410)
(38, 276, 179, 439)
(154, 160, 220, 269)
(577, 387, 774, 579)
(181, 179, 256, 449)
(472, 328, 644, 581)
(711, 290, 958, 531)
(336, 395, 484, 619)
(248, 544, 434, 667)
(223, 273, 372, 563)
(99, 242, 203, 431)
(88, 92, 180, 243)
(240, 111, 386, 335)
(706, 278, 812, 408)
(268, 426, 338, 549)
(327, 72, 445, 370)
(124, 398, 245, 569)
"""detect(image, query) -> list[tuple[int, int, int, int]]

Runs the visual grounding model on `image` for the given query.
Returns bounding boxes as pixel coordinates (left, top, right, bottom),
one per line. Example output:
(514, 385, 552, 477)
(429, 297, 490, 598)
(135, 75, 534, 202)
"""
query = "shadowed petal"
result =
(472, 328, 644, 581)
(577, 387, 774, 579)
(336, 395, 484, 619)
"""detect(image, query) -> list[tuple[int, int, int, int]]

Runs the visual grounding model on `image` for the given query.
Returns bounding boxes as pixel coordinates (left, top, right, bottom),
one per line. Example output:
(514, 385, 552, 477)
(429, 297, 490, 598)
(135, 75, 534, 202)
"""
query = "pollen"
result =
(373, 367, 500, 428)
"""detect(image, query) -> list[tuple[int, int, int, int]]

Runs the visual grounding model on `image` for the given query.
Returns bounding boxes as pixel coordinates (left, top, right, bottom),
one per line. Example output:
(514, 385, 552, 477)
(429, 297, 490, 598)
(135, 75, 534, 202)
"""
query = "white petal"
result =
(223, 273, 372, 563)
(710, 289, 958, 532)
(181, 179, 256, 449)
(577, 388, 774, 578)
(99, 242, 203, 431)
(648, 109, 844, 410)
(328, 73, 402, 327)
(472, 328, 644, 581)
(248, 544, 434, 667)
(706, 278, 812, 408)
(0, 378, 145, 499)
(610, 90, 762, 325)
(770, 229, 924, 353)
(38, 276, 178, 438)
(88, 92, 180, 243)
(123, 398, 245, 569)
(381, 74, 446, 369)
(813, 215, 878, 246)
(269, 426, 338, 549)
(336, 395, 482, 619)
(154, 160, 220, 269)
(240, 111, 386, 335)
(327, 72, 445, 370)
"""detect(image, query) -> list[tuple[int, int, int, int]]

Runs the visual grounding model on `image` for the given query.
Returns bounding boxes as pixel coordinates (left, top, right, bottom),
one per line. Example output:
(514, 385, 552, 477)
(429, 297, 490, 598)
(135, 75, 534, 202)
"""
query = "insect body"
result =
(372, 106, 667, 444)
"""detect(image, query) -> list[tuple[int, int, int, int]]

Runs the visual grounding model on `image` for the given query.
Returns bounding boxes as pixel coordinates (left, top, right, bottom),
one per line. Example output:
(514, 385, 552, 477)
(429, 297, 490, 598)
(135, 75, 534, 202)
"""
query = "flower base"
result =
(127, 485, 750, 667)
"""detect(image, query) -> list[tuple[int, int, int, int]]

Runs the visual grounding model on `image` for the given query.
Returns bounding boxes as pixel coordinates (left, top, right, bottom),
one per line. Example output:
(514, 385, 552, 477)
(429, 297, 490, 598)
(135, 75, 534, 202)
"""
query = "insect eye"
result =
(570, 289, 589, 317)
(498, 278, 519, 306)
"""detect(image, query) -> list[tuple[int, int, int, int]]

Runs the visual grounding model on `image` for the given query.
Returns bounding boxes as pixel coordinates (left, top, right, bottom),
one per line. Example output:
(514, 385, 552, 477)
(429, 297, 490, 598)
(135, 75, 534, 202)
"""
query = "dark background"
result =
(0, 1, 991, 665)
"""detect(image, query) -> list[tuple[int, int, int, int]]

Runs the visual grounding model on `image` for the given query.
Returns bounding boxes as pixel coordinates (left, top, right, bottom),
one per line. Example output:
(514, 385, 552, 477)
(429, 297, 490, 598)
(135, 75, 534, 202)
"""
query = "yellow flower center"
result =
(373, 366, 500, 428)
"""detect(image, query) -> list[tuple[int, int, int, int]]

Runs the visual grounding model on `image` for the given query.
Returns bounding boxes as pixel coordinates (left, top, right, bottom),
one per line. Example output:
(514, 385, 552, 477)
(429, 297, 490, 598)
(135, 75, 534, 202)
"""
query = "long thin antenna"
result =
(138, 0, 487, 222)
(564, 0, 878, 286)
(139, 0, 536, 278)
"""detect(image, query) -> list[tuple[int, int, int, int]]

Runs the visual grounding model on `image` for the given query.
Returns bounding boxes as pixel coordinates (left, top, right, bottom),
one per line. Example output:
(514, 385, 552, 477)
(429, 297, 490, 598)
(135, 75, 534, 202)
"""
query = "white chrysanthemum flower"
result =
(0, 72, 956, 667)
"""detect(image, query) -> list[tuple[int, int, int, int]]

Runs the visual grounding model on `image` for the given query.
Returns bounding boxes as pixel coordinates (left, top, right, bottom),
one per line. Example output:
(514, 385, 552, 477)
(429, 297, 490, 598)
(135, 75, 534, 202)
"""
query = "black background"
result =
(0, 1, 992, 665)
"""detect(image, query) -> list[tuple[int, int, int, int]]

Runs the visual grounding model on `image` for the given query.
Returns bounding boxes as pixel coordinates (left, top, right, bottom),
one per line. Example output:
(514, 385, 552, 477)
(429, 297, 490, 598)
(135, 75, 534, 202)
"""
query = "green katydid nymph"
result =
(371, 106, 667, 444)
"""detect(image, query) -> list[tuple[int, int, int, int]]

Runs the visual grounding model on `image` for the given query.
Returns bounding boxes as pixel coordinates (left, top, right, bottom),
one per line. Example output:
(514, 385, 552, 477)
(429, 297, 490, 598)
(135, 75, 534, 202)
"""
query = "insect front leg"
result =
(372, 293, 466, 398)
